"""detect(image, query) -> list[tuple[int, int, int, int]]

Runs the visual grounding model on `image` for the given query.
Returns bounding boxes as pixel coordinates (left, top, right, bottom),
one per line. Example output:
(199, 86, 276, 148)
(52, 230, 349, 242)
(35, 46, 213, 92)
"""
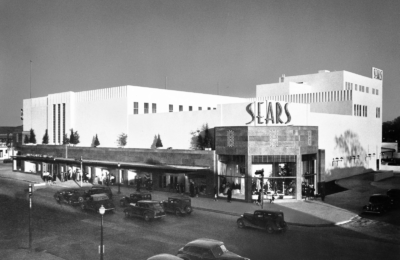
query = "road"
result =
(1, 175, 400, 260)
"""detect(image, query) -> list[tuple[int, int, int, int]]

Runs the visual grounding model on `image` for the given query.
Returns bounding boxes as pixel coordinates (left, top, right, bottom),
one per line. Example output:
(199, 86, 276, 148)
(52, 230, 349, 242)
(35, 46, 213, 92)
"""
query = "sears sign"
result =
(246, 101, 291, 125)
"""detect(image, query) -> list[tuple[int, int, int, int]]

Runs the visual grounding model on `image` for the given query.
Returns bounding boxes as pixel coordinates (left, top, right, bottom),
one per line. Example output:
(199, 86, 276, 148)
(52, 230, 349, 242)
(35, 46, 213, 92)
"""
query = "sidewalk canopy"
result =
(12, 155, 210, 173)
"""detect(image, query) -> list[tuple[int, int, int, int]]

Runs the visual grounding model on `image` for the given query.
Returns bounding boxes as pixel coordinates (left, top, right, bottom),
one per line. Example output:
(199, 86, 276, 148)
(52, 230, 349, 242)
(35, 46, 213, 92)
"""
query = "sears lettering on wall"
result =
(246, 101, 291, 125)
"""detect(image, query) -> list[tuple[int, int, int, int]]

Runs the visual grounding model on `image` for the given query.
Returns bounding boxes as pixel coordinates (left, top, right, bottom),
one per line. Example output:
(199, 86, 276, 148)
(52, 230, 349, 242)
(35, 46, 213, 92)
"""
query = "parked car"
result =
(2, 158, 12, 163)
(80, 193, 115, 213)
(120, 191, 152, 207)
(123, 200, 166, 221)
(387, 189, 400, 208)
(147, 254, 183, 260)
(54, 189, 84, 205)
(177, 238, 250, 260)
(80, 186, 113, 202)
(237, 209, 287, 234)
(162, 196, 193, 216)
(363, 194, 392, 214)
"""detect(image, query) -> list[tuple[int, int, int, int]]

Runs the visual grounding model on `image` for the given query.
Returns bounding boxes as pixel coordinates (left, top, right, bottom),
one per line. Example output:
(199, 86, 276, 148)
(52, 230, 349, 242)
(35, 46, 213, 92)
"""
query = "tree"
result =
(197, 134, 204, 150)
(63, 133, 70, 145)
(73, 130, 80, 145)
(42, 129, 49, 144)
(94, 134, 100, 147)
(203, 123, 212, 149)
(69, 129, 75, 145)
(156, 134, 163, 148)
(29, 128, 36, 144)
(116, 133, 128, 147)
(24, 135, 29, 144)
(190, 123, 213, 150)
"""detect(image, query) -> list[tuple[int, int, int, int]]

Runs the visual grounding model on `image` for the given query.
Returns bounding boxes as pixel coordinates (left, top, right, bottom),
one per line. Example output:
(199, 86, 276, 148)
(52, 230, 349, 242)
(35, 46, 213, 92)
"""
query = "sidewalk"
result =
(0, 166, 358, 227)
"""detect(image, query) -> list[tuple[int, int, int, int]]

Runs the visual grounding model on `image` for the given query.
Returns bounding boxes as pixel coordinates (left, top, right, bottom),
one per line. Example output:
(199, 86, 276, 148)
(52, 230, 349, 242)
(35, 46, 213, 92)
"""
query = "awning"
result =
(12, 155, 210, 173)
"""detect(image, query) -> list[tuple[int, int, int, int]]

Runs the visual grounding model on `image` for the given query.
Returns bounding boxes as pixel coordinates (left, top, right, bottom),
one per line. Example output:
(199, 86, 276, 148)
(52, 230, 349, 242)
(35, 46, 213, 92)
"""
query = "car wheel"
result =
(237, 219, 245, 229)
(78, 197, 84, 203)
(175, 209, 181, 216)
(68, 200, 72, 205)
(266, 226, 274, 234)
(185, 206, 192, 214)
(124, 211, 129, 217)
(81, 204, 86, 211)
(144, 213, 151, 222)
(56, 197, 61, 203)
(120, 201, 125, 207)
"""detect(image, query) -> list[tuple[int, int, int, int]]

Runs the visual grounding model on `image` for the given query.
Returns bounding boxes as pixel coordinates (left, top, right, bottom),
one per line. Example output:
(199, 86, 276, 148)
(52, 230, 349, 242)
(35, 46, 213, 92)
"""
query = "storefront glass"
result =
(218, 155, 246, 200)
(252, 160, 297, 200)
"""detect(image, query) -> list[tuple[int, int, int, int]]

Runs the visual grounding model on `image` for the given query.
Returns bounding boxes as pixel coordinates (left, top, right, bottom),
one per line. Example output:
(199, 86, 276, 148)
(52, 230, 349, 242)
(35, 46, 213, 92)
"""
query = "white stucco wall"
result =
(128, 110, 221, 149)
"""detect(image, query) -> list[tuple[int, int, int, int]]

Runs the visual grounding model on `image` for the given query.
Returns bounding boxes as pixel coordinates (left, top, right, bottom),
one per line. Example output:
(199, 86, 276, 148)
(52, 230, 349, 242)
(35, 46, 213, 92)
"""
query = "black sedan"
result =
(54, 189, 84, 206)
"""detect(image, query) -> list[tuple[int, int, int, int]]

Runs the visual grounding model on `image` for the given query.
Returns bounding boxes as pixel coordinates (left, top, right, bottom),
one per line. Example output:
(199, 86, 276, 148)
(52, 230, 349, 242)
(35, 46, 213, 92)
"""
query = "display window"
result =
(218, 155, 246, 200)
(251, 162, 297, 200)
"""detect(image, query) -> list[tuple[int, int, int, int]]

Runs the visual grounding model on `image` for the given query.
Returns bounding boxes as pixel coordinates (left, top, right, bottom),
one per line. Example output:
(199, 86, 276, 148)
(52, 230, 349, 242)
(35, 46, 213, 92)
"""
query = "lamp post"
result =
(117, 163, 121, 194)
(28, 184, 33, 252)
(80, 156, 83, 187)
(99, 205, 105, 260)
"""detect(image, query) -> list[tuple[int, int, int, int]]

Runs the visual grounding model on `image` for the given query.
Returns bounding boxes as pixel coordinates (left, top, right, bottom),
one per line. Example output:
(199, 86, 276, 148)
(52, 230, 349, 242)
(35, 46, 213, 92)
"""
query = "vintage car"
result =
(162, 196, 192, 216)
(387, 189, 400, 208)
(79, 186, 113, 202)
(80, 193, 115, 213)
(177, 238, 250, 260)
(120, 191, 152, 207)
(54, 189, 83, 205)
(123, 200, 166, 221)
(147, 254, 183, 260)
(363, 194, 392, 214)
(237, 209, 287, 234)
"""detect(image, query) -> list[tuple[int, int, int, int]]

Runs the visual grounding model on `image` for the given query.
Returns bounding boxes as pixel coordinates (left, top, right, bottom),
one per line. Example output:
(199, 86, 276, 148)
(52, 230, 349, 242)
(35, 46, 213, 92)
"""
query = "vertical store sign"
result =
(246, 101, 291, 126)
(372, 67, 383, 80)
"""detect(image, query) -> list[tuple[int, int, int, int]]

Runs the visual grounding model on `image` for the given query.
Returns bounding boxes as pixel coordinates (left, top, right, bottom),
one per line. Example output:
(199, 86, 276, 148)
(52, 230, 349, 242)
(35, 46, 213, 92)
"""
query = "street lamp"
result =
(117, 163, 121, 194)
(99, 205, 105, 260)
(80, 156, 83, 187)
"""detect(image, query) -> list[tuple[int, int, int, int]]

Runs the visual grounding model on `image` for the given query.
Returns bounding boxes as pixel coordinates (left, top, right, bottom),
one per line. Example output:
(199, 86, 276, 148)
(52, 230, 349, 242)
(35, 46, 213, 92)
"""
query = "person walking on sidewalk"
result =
(214, 186, 218, 201)
(227, 186, 232, 203)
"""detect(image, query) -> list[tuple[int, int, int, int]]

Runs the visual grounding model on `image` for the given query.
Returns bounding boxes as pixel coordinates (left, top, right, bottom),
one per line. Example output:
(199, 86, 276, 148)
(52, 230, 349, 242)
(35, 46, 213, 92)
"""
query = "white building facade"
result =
(21, 69, 383, 200)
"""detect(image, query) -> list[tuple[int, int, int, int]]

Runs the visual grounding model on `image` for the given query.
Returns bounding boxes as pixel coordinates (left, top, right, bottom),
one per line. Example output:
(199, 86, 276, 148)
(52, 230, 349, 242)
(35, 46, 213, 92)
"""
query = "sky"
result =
(1, 0, 399, 126)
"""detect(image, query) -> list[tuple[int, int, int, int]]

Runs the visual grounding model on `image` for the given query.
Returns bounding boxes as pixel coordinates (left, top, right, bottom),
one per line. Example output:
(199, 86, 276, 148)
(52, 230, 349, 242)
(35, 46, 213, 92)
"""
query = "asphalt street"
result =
(1, 173, 400, 260)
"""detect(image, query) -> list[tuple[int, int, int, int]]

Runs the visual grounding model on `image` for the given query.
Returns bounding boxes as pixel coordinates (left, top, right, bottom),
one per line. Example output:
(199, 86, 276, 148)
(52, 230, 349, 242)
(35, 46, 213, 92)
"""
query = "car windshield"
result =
(149, 203, 163, 210)
(211, 245, 227, 257)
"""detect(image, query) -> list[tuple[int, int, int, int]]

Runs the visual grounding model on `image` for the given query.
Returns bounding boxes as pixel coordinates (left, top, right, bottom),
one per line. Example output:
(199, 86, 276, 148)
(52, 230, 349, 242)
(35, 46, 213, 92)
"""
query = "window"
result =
(179, 105, 183, 112)
(189, 106, 192, 111)
(198, 107, 202, 110)
(376, 107, 380, 118)
(376, 89, 379, 95)
(133, 102, 139, 114)
(366, 87, 369, 93)
(355, 84, 357, 91)
(152, 103, 156, 113)
(207, 107, 211, 110)
(144, 103, 149, 114)
(169, 104, 173, 112)
(372, 88, 375, 94)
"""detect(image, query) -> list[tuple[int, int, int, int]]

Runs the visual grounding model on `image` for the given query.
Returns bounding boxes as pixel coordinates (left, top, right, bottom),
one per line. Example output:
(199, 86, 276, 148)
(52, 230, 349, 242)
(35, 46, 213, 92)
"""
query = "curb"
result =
(192, 206, 352, 227)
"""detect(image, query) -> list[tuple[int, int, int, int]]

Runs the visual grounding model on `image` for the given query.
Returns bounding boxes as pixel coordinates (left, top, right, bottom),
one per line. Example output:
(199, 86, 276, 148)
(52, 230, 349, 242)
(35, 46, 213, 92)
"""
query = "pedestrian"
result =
(227, 186, 232, 203)
(194, 183, 199, 197)
(257, 189, 261, 206)
(214, 186, 218, 201)
(180, 182, 184, 194)
(189, 181, 195, 197)
(320, 183, 326, 202)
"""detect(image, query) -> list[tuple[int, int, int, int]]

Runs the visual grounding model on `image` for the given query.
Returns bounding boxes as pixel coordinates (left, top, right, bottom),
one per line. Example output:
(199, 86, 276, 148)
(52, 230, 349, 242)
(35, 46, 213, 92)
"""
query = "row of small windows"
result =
(345, 82, 379, 95)
(133, 102, 215, 114)
(354, 104, 367, 117)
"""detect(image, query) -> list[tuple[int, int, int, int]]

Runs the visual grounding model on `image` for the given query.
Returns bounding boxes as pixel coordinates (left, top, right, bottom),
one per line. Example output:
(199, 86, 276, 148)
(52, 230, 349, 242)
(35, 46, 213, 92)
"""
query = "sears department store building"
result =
(16, 69, 383, 202)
